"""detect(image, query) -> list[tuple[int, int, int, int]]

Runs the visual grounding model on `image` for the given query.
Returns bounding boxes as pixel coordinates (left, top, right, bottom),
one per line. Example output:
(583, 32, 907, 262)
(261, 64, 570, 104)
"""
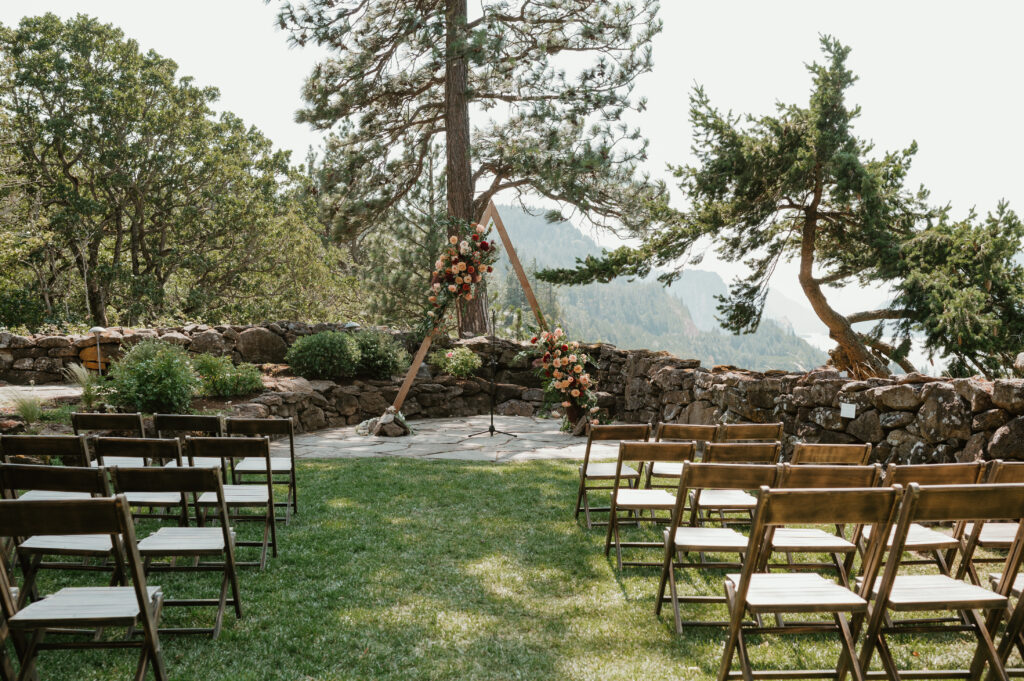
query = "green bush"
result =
(285, 331, 361, 380)
(354, 330, 410, 379)
(193, 354, 264, 397)
(428, 346, 482, 378)
(105, 340, 198, 413)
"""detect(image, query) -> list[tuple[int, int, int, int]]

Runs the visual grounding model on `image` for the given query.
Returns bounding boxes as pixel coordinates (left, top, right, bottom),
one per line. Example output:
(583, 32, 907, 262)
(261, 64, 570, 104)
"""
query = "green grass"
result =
(22, 459, 995, 680)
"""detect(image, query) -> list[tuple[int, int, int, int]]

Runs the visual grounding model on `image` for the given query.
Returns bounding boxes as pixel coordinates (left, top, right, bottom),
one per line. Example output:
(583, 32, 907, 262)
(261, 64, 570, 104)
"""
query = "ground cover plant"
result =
(19, 457, 989, 681)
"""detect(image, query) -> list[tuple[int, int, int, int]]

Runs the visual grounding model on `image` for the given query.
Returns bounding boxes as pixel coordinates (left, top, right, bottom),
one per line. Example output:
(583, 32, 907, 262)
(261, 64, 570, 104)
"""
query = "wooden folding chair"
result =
(0, 463, 128, 609)
(718, 485, 903, 681)
(155, 415, 225, 469)
(957, 461, 1024, 587)
(186, 437, 277, 569)
(656, 462, 780, 632)
(859, 483, 1024, 681)
(604, 441, 696, 569)
(0, 496, 167, 681)
(71, 412, 145, 438)
(111, 467, 242, 639)
(791, 443, 872, 465)
(95, 438, 191, 524)
(0, 435, 89, 468)
(646, 423, 719, 488)
(225, 417, 297, 522)
(716, 422, 784, 443)
(692, 443, 781, 526)
(574, 424, 651, 529)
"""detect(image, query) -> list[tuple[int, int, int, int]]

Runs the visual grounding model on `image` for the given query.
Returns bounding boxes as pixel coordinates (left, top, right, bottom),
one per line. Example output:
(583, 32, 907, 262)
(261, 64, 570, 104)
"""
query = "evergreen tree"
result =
(539, 37, 1024, 378)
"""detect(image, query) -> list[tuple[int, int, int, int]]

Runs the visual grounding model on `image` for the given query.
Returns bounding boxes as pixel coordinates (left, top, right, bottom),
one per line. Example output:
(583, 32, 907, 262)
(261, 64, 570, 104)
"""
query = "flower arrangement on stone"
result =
(531, 327, 600, 428)
(424, 219, 498, 332)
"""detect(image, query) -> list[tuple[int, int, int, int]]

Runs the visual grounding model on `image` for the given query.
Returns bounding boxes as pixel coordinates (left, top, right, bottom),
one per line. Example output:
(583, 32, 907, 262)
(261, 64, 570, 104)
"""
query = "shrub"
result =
(428, 346, 482, 378)
(354, 331, 410, 379)
(10, 391, 43, 423)
(285, 331, 361, 380)
(193, 354, 264, 397)
(62, 362, 102, 410)
(105, 340, 198, 413)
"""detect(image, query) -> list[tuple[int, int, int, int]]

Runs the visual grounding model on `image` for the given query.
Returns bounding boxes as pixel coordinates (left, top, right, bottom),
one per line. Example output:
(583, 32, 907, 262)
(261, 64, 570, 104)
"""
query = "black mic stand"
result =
(467, 309, 516, 438)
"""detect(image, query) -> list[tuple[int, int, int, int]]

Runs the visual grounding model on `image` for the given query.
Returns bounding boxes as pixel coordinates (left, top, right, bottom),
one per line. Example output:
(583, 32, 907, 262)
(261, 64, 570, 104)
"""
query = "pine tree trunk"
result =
(445, 0, 487, 336)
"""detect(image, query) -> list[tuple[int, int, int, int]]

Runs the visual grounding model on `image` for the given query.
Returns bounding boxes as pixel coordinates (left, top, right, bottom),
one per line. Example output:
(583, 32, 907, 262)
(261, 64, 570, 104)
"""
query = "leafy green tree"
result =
(272, 0, 678, 335)
(540, 37, 1024, 378)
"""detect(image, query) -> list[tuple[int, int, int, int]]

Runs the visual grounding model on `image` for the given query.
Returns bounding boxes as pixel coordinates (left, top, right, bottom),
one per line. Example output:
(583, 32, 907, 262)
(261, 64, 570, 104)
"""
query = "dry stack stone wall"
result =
(3, 323, 1024, 464)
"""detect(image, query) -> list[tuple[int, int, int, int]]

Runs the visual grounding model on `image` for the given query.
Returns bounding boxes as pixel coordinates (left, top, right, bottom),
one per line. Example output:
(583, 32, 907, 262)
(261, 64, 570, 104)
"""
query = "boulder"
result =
(158, 331, 191, 346)
(188, 330, 226, 355)
(809, 407, 844, 431)
(917, 382, 971, 443)
(230, 402, 270, 419)
(0, 333, 32, 349)
(72, 330, 122, 348)
(973, 409, 1010, 432)
(876, 385, 923, 411)
(847, 409, 883, 443)
(879, 411, 915, 429)
(235, 327, 287, 364)
(36, 336, 70, 349)
(959, 432, 988, 462)
(496, 399, 534, 417)
(263, 376, 314, 393)
(1016, 352, 1024, 375)
(989, 417, 1024, 460)
(993, 379, 1024, 415)
(953, 377, 994, 413)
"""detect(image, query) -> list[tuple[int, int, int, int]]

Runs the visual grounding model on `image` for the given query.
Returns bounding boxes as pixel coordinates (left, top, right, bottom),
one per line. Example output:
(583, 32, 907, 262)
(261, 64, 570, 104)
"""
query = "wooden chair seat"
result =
(695, 489, 758, 510)
(234, 456, 292, 473)
(198, 485, 268, 506)
(989, 572, 1024, 597)
(868, 574, 1007, 611)
(9, 586, 161, 627)
(665, 526, 748, 552)
(582, 462, 638, 479)
(725, 572, 867, 613)
(966, 521, 1018, 548)
(137, 528, 229, 556)
(91, 456, 146, 468)
(770, 527, 856, 552)
(650, 461, 684, 477)
(18, 533, 114, 555)
(165, 458, 221, 469)
(863, 522, 959, 550)
(612, 488, 675, 509)
(17, 490, 90, 502)
(125, 491, 183, 506)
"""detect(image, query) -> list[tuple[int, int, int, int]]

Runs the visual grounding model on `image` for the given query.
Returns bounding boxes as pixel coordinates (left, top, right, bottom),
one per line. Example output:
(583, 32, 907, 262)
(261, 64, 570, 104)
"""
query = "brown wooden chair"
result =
(155, 415, 225, 469)
(790, 442, 872, 465)
(0, 463, 127, 610)
(71, 412, 145, 438)
(0, 435, 89, 468)
(963, 461, 1024, 586)
(0, 495, 167, 681)
(95, 438, 191, 524)
(225, 417, 297, 522)
(692, 443, 781, 526)
(656, 462, 780, 632)
(187, 437, 277, 569)
(715, 422, 784, 443)
(111, 466, 242, 639)
(574, 424, 651, 529)
(858, 483, 1024, 681)
(646, 423, 719, 488)
(718, 485, 902, 681)
(603, 441, 696, 569)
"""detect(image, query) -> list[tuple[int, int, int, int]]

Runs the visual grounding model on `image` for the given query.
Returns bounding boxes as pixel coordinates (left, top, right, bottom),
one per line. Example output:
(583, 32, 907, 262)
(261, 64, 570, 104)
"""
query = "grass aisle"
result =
(32, 459, 973, 680)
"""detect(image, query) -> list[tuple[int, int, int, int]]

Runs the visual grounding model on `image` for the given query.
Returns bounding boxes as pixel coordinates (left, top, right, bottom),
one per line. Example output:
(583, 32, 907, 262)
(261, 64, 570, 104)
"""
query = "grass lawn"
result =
(23, 459, 993, 680)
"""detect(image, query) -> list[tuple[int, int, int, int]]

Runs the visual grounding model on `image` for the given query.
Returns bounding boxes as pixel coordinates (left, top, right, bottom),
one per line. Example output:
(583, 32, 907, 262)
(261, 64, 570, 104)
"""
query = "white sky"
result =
(3, 0, 1022, 323)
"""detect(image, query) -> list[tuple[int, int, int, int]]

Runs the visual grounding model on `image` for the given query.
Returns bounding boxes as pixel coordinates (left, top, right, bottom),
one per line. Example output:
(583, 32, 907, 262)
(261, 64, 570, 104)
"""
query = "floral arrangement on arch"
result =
(425, 218, 498, 328)
(531, 327, 600, 426)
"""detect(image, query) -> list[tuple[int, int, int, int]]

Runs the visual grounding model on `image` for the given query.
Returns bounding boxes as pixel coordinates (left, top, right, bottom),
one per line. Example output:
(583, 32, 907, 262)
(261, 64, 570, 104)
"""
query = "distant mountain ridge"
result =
(491, 205, 827, 372)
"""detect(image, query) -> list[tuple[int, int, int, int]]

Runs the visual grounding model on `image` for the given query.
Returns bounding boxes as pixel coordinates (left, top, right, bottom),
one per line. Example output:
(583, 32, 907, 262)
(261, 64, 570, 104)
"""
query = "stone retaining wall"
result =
(4, 323, 1024, 463)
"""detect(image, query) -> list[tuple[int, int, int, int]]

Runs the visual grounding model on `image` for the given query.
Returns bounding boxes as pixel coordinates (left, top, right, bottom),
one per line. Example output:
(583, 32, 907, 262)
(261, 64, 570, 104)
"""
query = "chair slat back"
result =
(987, 460, 1024, 484)
(111, 465, 220, 494)
(757, 485, 903, 527)
(94, 437, 183, 466)
(587, 424, 650, 442)
(617, 441, 696, 464)
(907, 483, 1024, 523)
(703, 442, 781, 464)
(679, 462, 779, 491)
(0, 496, 127, 537)
(225, 417, 293, 436)
(71, 412, 144, 437)
(655, 423, 718, 443)
(777, 463, 882, 489)
(0, 434, 89, 466)
(154, 413, 224, 437)
(0, 462, 109, 496)
(885, 461, 986, 486)
(790, 442, 872, 465)
(187, 435, 269, 462)
(716, 422, 783, 443)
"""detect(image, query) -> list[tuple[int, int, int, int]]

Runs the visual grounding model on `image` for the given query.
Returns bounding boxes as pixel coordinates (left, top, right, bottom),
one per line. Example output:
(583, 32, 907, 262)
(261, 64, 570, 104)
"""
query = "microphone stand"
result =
(467, 309, 516, 438)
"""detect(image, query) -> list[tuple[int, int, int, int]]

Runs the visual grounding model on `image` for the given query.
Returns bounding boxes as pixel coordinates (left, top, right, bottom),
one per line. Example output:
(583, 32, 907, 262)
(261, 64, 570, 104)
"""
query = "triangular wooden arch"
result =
(391, 200, 548, 413)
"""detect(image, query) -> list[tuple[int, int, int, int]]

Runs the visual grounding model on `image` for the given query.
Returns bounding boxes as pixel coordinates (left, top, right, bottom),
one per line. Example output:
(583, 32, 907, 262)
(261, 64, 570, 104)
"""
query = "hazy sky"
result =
(3, 1, 1022, 325)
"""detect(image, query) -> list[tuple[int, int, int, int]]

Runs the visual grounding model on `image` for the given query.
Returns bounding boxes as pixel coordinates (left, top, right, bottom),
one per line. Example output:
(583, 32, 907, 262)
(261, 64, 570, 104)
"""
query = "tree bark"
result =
(798, 175, 889, 378)
(445, 0, 487, 336)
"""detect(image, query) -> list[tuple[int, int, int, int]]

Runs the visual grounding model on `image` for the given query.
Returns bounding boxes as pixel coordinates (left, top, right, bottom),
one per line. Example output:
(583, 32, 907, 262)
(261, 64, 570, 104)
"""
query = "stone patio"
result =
(278, 415, 619, 462)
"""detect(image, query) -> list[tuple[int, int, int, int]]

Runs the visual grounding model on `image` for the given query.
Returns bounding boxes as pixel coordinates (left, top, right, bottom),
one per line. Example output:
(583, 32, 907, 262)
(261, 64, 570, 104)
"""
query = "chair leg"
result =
(268, 504, 278, 558)
(16, 629, 43, 681)
(967, 608, 1008, 681)
(603, 507, 616, 558)
(718, 581, 742, 681)
(835, 613, 866, 681)
(574, 474, 586, 520)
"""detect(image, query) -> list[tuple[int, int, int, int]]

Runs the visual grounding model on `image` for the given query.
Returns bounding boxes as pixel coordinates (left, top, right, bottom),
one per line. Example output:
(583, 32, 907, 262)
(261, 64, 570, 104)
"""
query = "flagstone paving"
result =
(279, 415, 620, 462)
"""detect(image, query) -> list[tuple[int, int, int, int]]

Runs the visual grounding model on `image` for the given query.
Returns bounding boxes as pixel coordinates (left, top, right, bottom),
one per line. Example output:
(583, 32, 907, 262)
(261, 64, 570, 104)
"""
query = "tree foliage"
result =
(539, 37, 1024, 378)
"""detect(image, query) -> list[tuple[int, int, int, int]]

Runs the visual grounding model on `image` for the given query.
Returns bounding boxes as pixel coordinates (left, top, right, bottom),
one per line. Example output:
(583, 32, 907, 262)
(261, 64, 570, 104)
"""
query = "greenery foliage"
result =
(105, 340, 199, 413)
(193, 354, 264, 398)
(62, 363, 102, 410)
(353, 331, 410, 379)
(286, 331, 362, 381)
(10, 391, 42, 424)
(428, 347, 481, 379)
